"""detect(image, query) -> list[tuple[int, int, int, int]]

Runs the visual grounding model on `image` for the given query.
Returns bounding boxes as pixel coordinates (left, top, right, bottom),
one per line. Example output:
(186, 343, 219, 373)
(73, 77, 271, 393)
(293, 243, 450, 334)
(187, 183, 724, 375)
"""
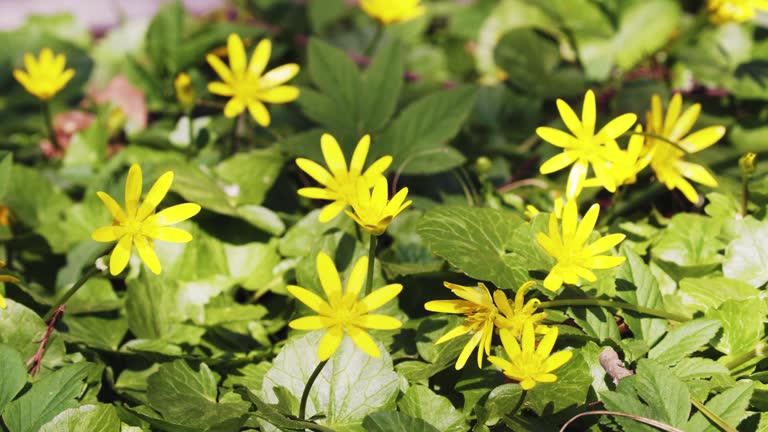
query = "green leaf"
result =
(677, 276, 759, 314)
(527, 348, 592, 415)
(482, 384, 524, 426)
(239, 388, 335, 432)
(360, 41, 404, 132)
(376, 85, 476, 175)
(307, 0, 347, 31)
(0, 151, 13, 200)
(6, 165, 72, 228)
(398, 385, 468, 432)
(418, 206, 529, 289)
(3, 363, 90, 432)
(615, 245, 667, 345)
(62, 113, 108, 169)
(0, 300, 66, 373)
(261, 332, 399, 431)
(686, 381, 754, 432)
(39, 404, 121, 432)
(648, 319, 721, 367)
(670, 357, 729, 381)
(651, 213, 724, 279)
(634, 359, 690, 428)
(706, 298, 765, 358)
(145, 0, 184, 75)
(214, 150, 284, 206)
(146, 360, 249, 430)
(600, 389, 656, 432)
(723, 217, 768, 287)
(60, 314, 128, 351)
(568, 307, 621, 343)
(362, 412, 440, 432)
(0, 344, 26, 415)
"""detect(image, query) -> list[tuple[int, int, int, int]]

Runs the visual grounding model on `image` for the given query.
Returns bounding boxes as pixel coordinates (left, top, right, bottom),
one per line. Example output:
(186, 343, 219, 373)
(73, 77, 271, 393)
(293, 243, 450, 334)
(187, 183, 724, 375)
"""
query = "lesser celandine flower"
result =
(13, 48, 75, 101)
(175, 72, 195, 111)
(360, 0, 425, 25)
(536, 200, 626, 291)
(537, 90, 637, 199)
(582, 125, 653, 191)
(91, 164, 201, 276)
(288, 253, 402, 360)
(424, 282, 498, 370)
(707, 0, 768, 24)
(494, 281, 549, 339)
(346, 177, 411, 236)
(488, 322, 572, 390)
(645, 94, 725, 204)
(207, 34, 299, 127)
(297, 133, 392, 223)
(0, 261, 20, 310)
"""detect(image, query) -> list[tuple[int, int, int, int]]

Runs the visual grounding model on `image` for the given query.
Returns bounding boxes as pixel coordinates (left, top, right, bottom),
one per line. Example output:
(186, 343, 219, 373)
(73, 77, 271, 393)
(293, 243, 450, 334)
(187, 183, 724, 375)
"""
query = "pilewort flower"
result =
(360, 0, 425, 25)
(207, 33, 300, 127)
(536, 200, 626, 291)
(0, 261, 19, 310)
(287, 253, 402, 360)
(296, 133, 392, 223)
(424, 282, 498, 370)
(488, 322, 573, 390)
(13, 48, 75, 101)
(645, 94, 725, 204)
(537, 90, 637, 199)
(346, 177, 411, 236)
(707, 0, 768, 24)
(91, 164, 201, 276)
(494, 281, 549, 339)
(175, 72, 195, 111)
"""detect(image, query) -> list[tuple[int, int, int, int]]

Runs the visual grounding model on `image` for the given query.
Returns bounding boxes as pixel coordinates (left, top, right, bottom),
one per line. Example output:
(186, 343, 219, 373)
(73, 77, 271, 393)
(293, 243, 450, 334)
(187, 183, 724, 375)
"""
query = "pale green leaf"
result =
(686, 381, 754, 432)
(398, 385, 468, 432)
(39, 404, 121, 432)
(648, 319, 720, 367)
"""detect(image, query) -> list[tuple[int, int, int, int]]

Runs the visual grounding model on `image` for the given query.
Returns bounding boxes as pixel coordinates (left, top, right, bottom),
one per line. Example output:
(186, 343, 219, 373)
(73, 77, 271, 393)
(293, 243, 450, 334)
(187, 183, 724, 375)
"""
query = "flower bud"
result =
(175, 72, 195, 111)
(740, 152, 757, 175)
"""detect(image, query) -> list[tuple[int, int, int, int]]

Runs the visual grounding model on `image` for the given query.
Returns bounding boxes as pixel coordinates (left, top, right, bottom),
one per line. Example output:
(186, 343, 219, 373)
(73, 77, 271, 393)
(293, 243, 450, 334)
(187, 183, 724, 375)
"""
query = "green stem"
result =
(690, 397, 738, 432)
(725, 338, 766, 370)
(511, 389, 527, 415)
(539, 299, 689, 322)
(299, 359, 328, 420)
(43, 266, 101, 321)
(740, 174, 749, 217)
(42, 101, 61, 151)
(365, 234, 378, 296)
(187, 113, 195, 159)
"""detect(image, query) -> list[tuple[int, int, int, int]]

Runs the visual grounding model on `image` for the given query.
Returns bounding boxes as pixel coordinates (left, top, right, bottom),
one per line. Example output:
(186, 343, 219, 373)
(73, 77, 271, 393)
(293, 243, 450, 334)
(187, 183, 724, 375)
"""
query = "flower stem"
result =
(299, 359, 328, 420)
(42, 101, 61, 151)
(538, 298, 689, 322)
(43, 265, 102, 321)
(187, 113, 195, 159)
(511, 389, 527, 415)
(365, 234, 378, 296)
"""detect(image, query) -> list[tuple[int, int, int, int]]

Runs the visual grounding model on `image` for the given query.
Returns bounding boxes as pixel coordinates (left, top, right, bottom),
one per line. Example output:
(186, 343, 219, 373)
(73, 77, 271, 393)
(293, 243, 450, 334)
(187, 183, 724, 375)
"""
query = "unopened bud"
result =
(175, 72, 195, 111)
(740, 152, 757, 175)
(474, 156, 492, 175)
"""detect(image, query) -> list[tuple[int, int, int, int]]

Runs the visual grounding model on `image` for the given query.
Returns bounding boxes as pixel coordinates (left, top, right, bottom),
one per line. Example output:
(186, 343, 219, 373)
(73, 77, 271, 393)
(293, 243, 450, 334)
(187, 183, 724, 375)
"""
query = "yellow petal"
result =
(358, 283, 402, 312)
(542, 350, 573, 372)
(0, 295, 5, 309)
(536, 326, 558, 357)
(136, 171, 173, 221)
(536, 127, 577, 148)
(134, 235, 161, 274)
(224, 97, 245, 117)
(556, 98, 582, 137)
(349, 135, 371, 176)
(675, 177, 700, 204)
(424, 299, 471, 313)
(493, 290, 514, 317)
(676, 161, 718, 186)
(584, 233, 626, 255)
(227, 33, 247, 76)
(259, 86, 300, 103)
(289, 315, 334, 330)
(521, 321, 535, 353)
(574, 204, 598, 247)
(348, 325, 381, 357)
(455, 332, 482, 370)
(287, 285, 332, 315)
(296, 158, 333, 186)
(261, 64, 300, 88)
(91, 226, 122, 242)
(145, 226, 193, 243)
(498, 328, 521, 357)
(125, 164, 143, 217)
(247, 100, 271, 127)
(147, 203, 201, 226)
(520, 379, 537, 390)
(435, 324, 472, 344)
(109, 235, 133, 275)
(581, 89, 596, 136)
(562, 200, 578, 239)
(317, 252, 342, 303)
(663, 93, 682, 137)
(318, 325, 344, 361)
(594, 113, 637, 144)
(585, 255, 626, 269)
(535, 373, 558, 383)
(355, 314, 402, 330)
(297, 187, 336, 200)
(318, 200, 346, 222)
(565, 161, 588, 199)
(344, 256, 368, 302)
(248, 39, 271, 77)
(679, 126, 726, 153)
(362, 156, 393, 184)
(542, 270, 564, 291)
(208, 82, 234, 96)
(206, 54, 233, 83)
(320, 134, 348, 177)
(669, 103, 700, 141)
(540, 151, 578, 175)
(96, 191, 127, 222)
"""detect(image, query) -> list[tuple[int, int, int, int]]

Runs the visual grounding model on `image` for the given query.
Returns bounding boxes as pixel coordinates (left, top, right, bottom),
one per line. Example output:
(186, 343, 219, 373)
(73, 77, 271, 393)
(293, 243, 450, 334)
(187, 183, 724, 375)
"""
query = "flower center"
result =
(231, 78, 263, 98)
(512, 352, 546, 377)
(122, 218, 144, 235)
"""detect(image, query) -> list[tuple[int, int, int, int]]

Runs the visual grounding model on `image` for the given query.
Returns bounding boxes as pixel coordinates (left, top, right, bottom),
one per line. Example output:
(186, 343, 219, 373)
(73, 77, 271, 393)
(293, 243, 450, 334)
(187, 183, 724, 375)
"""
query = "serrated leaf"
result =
(568, 307, 621, 343)
(634, 359, 690, 428)
(146, 360, 249, 430)
(0, 344, 26, 415)
(145, 0, 184, 74)
(615, 245, 667, 345)
(706, 298, 765, 357)
(261, 332, 399, 431)
(600, 391, 656, 432)
(39, 404, 121, 432)
(677, 276, 759, 314)
(398, 385, 468, 432)
(686, 381, 754, 432)
(670, 357, 729, 381)
(418, 206, 528, 289)
(648, 319, 720, 366)
(3, 363, 90, 432)
(362, 412, 439, 432)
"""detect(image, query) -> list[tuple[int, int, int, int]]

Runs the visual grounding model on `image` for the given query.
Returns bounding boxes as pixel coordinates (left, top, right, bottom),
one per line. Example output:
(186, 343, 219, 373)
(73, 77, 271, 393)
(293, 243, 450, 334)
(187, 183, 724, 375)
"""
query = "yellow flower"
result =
(207, 34, 300, 127)
(424, 282, 498, 370)
(645, 94, 725, 204)
(0, 261, 20, 310)
(494, 281, 549, 339)
(707, 0, 768, 24)
(346, 177, 411, 236)
(536, 200, 626, 291)
(91, 164, 201, 276)
(296, 133, 392, 223)
(583, 125, 653, 190)
(537, 90, 637, 199)
(175, 72, 195, 111)
(488, 322, 573, 390)
(13, 48, 75, 101)
(360, 0, 425, 25)
(287, 252, 402, 360)
(525, 193, 566, 221)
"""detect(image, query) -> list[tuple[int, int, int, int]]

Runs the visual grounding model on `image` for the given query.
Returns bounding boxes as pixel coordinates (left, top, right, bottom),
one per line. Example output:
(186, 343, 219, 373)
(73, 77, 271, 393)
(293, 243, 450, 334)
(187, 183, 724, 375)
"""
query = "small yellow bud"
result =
(740, 152, 757, 175)
(175, 72, 195, 111)
(474, 156, 492, 175)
